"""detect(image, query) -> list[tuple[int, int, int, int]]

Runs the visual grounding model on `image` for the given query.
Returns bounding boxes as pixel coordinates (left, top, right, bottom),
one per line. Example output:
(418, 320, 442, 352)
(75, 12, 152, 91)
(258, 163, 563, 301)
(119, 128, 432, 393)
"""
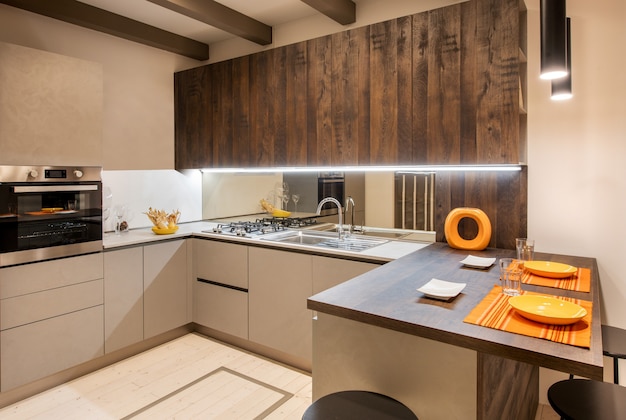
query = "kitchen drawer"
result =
(0, 253, 103, 299)
(194, 279, 248, 339)
(1, 305, 104, 391)
(1, 278, 103, 330)
(193, 239, 247, 289)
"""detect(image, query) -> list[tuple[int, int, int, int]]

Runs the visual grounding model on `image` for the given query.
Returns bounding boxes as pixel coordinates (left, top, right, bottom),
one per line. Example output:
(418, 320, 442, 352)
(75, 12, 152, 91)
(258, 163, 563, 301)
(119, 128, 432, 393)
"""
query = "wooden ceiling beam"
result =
(0, 0, 209, 60)
(147, 0, 272, 46)
(301, 0, 356, 25)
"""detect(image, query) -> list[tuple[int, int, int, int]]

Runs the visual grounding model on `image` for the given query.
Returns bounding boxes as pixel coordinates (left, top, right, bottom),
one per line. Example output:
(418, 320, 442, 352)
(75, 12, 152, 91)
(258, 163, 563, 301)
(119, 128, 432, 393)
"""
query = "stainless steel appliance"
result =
(317, 172, 345, 215)
(0, 165, 103, 267)
(206, 217, 317, 238)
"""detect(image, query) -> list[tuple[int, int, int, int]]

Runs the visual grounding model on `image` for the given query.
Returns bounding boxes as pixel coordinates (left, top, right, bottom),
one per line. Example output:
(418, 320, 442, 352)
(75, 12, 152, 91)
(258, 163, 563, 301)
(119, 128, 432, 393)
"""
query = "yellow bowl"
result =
(41, 207, 64, 213)
(272, 210, 291, 218)
(152, 226, 179, 235)
(509, 295, 587, 325)
(524, 261, 577, 278)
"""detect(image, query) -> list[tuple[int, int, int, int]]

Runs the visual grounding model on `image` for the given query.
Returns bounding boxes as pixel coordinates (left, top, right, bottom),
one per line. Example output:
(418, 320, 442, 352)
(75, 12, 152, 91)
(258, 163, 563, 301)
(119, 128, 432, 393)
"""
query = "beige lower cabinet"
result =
(0, 253, 104, 391)
(104, 246, 144, 353)
(193, 239, 248, 339)
(312, 256, 379, 294)
(249, 247, 314, 361)
(143, 240, 189, 339)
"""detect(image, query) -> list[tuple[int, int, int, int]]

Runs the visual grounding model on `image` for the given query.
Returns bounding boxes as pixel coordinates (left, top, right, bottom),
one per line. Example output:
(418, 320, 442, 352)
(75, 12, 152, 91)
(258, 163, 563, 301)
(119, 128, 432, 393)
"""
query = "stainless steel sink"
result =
(305, 223, 436, 242)
(261, 230, 388, 252)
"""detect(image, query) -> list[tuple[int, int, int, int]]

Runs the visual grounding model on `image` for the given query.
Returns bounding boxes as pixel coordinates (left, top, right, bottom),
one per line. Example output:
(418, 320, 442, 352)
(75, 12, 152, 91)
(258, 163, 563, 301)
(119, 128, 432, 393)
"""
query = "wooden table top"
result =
(307, 242, 603, 380)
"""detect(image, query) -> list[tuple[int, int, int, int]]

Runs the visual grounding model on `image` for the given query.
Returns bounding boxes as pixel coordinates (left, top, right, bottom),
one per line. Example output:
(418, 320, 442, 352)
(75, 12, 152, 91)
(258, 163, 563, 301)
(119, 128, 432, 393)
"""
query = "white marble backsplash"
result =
(102, 169, 202, 231)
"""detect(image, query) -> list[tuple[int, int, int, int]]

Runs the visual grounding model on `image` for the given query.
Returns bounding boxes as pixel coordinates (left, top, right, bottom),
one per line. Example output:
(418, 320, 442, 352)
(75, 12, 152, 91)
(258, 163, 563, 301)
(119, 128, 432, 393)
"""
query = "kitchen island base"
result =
(312, 313, 538, 420)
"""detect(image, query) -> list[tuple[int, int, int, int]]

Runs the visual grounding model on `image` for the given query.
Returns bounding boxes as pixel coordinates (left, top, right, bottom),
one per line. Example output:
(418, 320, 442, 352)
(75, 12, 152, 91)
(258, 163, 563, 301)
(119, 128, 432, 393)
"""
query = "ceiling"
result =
(78, 0, 320, 45)
(0, 0, 360, 60)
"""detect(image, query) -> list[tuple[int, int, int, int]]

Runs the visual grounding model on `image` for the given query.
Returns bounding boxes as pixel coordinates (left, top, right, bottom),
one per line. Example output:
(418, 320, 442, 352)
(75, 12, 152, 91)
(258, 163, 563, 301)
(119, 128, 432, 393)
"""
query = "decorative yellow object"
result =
(41, 207, 63, 213)
(152, 226, 179, 235)
(260, 198, 276, 213)
(144, 208, 180, 230)
(523, 261, 578, 278)
(444, 207, 492, 251)
(508, 295, 587, 325)
(272, 209, 291, 218)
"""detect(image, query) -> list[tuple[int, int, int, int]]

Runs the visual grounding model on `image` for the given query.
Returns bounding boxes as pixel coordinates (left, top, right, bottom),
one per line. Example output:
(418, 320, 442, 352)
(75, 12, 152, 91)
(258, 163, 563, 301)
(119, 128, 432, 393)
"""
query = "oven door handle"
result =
(13, 185, 99, 193)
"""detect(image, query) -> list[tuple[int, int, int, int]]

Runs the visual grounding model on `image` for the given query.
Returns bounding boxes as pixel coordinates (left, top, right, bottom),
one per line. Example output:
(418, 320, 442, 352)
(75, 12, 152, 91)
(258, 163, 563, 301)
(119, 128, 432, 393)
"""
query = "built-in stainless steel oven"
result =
(0, 165, 102, 267)
(317, 172, 344, 215)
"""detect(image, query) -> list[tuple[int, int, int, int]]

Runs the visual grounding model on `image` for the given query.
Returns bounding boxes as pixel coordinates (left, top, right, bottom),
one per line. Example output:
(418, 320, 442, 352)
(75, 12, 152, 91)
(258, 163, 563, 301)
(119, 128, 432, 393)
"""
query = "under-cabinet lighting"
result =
(200, 165, 523, 174)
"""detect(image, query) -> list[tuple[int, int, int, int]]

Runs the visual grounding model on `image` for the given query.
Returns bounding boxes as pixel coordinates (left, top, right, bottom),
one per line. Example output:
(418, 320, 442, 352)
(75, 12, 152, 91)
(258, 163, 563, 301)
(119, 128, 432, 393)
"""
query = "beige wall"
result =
(526, 0, 626, 328)
(525, 0, 626, 396)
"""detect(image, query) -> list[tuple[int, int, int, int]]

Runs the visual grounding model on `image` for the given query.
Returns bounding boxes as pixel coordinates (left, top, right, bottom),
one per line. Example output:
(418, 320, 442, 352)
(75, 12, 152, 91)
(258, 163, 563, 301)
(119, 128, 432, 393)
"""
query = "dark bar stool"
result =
(548, 378, 626, 420)
(601, 324, 626, 384)
(302, 390, 418, 420)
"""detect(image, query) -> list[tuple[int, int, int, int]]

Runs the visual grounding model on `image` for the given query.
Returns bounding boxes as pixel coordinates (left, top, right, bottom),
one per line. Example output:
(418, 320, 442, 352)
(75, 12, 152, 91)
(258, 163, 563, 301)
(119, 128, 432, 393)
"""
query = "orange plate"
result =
(509, 295, 587, 325)
(524, 261, 577, 278)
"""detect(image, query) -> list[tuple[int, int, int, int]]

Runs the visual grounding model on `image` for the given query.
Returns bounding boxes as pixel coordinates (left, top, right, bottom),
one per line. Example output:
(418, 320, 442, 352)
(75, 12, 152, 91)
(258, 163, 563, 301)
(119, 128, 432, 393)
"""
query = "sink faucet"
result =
(316, 197, 343, 240)
(345, 196, 355, 235)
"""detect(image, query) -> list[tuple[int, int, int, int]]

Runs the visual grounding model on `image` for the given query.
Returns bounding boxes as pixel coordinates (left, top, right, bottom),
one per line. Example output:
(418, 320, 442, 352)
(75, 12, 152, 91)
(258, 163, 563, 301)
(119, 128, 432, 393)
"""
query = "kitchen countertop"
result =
(103, 221, 431, 262)
(307, 242, 603, 380)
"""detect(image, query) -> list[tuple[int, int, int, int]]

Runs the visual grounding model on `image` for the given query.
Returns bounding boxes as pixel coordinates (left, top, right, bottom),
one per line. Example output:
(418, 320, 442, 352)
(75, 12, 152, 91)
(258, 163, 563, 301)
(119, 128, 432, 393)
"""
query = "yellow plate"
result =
(41, 207, 64, 213)
(272, 210, 291, 218)
(152, 226, 179, 235)
(523, 261, 577, 278)
(509, 295, 587, 325)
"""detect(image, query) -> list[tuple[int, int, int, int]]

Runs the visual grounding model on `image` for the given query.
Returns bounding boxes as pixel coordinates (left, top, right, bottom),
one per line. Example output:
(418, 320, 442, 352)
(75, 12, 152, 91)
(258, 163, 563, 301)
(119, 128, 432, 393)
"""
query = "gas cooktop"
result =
(203, 217, 318, 238)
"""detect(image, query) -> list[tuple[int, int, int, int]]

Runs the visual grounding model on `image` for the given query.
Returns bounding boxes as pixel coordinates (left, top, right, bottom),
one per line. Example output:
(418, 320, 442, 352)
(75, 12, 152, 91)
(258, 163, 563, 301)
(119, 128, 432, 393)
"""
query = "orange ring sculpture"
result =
(444, 207, 492, 251)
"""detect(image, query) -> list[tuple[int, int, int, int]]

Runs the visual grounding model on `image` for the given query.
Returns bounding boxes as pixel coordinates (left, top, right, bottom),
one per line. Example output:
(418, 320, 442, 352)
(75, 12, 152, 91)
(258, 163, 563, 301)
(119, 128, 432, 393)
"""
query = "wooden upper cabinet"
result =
(174, 0, 524, 169)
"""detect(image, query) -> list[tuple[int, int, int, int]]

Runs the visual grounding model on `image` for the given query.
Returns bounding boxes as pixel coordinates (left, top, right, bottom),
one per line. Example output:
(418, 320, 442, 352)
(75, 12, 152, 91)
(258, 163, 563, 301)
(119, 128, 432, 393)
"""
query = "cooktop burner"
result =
(205, 217, 317, 237)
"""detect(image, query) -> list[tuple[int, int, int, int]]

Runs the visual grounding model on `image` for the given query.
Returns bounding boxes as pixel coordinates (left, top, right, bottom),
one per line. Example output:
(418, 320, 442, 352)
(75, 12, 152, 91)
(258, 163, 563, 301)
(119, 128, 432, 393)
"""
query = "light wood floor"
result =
(0, 332, 560, 419)
(0, 334, 312, 419)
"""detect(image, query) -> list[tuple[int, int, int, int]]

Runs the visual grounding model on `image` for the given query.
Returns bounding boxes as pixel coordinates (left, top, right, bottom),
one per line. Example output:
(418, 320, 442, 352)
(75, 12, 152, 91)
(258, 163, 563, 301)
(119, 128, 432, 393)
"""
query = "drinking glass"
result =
(113, 205, 127, 235)
(499, 258, 523, 296)
(292, 194, 300, 213)
(282, 193, 290, 211)
(516, 238, 535, 262)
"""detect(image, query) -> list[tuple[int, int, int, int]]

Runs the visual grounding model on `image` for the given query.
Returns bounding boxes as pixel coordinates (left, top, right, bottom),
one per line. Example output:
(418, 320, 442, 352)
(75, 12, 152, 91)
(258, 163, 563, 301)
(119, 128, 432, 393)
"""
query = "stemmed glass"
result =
(292, 194, 300, 213)
(112, 205, 127, 235)
(282, 182, 290, 210)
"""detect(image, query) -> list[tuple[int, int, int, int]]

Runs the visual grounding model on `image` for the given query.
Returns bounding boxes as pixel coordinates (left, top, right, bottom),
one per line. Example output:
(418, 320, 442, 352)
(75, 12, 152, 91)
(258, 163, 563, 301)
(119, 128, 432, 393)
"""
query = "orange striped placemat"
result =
(464, 286, 592, 348)
(522, 267, 591, 292)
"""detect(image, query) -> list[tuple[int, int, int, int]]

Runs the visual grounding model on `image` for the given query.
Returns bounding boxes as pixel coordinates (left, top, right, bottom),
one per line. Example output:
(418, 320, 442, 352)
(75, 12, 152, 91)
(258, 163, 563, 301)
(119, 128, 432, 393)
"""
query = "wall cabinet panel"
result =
(175, 0, 525, 169)
(0, 42, 102, 166)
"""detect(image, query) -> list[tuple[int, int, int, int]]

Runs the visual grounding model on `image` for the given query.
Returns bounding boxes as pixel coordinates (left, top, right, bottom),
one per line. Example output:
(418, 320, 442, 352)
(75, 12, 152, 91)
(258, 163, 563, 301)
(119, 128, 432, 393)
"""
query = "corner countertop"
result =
(103, 221, 431, 263)
(307, 242, 603, 380)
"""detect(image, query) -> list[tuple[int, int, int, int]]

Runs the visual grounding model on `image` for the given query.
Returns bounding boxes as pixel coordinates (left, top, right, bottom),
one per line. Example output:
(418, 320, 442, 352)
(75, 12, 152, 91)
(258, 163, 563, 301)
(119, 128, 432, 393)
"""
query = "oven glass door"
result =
(317, 178, 344, 215)
(0, 182, 102, 255)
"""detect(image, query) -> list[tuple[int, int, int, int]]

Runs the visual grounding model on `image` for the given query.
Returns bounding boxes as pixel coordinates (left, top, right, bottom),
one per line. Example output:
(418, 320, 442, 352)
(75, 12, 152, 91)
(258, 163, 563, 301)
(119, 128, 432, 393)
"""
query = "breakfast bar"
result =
(307, 242, 602, 420)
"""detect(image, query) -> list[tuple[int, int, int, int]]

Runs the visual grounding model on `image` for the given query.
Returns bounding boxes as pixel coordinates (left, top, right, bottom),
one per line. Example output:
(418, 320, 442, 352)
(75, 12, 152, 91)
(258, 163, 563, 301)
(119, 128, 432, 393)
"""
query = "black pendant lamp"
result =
(540, 0, 568, 80)
(551, 18, 572, 100)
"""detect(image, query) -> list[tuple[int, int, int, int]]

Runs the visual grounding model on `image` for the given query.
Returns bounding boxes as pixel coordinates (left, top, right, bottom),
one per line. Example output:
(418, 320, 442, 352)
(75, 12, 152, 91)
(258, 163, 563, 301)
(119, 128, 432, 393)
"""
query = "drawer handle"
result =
(197, 278, 248, 293)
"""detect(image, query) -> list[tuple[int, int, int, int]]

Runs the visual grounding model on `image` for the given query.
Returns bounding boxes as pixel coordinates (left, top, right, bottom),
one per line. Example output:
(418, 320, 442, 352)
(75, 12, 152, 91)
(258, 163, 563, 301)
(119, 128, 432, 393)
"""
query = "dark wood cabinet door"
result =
(175, 66, 210, 170)
(175, 0, 524, 169)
